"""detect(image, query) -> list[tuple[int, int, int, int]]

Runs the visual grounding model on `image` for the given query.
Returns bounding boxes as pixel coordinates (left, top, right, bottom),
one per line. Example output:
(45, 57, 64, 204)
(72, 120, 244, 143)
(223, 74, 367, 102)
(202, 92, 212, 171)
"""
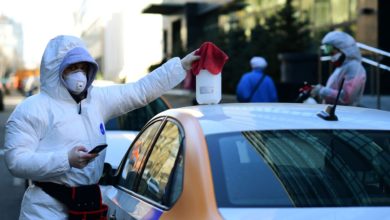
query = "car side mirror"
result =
(99, 163, 116, 185)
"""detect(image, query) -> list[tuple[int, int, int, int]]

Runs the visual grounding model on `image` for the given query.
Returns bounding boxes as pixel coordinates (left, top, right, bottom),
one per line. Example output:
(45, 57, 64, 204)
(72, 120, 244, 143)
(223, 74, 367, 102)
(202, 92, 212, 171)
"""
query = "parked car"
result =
(100, 103, 390, 219)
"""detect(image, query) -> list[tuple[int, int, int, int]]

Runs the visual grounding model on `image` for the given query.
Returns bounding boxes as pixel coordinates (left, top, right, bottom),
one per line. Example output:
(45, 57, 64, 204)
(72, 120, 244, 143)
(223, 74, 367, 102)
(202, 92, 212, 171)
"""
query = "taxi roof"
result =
(162, 103, 390, 135)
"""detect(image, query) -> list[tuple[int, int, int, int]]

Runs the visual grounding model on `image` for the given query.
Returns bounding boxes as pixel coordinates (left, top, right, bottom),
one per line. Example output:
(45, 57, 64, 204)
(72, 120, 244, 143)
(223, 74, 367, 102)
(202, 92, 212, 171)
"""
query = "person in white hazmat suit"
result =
(311, 31, 366, 106)
(4, 35, 199, 219)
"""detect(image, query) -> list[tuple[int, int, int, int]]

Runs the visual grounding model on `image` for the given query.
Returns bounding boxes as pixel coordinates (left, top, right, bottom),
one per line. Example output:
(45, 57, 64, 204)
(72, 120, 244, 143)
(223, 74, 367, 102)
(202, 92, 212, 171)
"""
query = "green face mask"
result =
(320, 44, 334, 55)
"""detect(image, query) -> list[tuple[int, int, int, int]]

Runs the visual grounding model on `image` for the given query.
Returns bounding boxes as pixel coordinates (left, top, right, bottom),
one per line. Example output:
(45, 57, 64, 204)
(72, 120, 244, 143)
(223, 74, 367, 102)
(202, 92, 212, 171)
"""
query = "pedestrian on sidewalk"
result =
(310, 31, 366, 106)
(4, 35, 199, 219)
(236, 56, 278, 103)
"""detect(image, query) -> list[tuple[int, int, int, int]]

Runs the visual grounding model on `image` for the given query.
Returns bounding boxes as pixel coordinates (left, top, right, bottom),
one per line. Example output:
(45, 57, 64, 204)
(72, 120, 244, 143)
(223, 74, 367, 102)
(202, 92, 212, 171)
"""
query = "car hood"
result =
(219, 207, 390, 220)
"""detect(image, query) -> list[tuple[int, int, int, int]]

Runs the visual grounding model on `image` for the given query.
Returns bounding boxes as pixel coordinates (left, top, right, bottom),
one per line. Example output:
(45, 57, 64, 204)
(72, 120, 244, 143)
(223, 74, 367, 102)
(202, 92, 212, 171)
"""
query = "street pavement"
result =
(0, 91, 25, 220)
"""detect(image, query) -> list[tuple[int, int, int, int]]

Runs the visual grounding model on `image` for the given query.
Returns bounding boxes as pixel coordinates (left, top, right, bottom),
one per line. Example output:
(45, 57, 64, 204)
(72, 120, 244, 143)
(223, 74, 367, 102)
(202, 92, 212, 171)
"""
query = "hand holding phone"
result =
(88, 144, 108, 154)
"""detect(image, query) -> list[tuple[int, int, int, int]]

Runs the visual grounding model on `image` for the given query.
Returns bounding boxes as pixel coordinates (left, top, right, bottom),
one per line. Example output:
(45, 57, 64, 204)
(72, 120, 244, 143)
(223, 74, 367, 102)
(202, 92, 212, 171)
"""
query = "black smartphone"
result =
(88, 144, 108, 154)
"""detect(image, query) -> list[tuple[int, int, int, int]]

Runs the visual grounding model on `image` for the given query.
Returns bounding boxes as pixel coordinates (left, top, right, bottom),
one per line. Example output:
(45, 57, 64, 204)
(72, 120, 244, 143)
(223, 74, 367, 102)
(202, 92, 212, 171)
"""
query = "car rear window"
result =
(207, 130, 390, 207)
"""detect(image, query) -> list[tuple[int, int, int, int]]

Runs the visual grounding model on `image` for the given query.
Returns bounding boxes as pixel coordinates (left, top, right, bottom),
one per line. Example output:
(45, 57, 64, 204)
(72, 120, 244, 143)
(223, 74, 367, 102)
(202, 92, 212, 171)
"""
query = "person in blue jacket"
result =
(236, 56, 278, 102)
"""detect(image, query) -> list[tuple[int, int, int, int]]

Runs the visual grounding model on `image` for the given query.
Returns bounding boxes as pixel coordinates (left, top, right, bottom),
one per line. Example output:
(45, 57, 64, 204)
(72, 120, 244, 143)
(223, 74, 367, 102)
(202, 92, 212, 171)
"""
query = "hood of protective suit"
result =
(40, 35, 98, 100)
(321, 31, 361, 61)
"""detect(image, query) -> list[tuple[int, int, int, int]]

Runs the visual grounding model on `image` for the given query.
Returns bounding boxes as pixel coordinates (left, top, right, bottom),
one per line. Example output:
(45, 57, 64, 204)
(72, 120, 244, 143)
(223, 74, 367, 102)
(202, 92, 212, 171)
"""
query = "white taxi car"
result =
(100, 103, 390, 220)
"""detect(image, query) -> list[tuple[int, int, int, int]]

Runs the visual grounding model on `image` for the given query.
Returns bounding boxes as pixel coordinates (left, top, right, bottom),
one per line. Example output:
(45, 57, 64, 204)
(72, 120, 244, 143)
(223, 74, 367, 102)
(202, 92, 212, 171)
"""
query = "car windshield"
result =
(207, 130, 390, 208)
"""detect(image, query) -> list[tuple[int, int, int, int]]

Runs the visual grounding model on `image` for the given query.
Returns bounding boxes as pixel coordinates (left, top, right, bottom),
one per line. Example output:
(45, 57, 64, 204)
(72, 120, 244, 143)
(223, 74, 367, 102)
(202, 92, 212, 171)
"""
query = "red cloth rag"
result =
(190, 42, 229, 75)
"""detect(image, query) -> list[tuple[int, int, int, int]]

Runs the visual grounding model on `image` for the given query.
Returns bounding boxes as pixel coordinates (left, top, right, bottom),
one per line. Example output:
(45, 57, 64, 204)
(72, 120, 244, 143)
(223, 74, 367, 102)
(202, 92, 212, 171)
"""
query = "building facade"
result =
(0, 16, 23, 77)
(78, 0, 164, 83)
(143, 0, 389, 95)
(143, 0, 363, 57)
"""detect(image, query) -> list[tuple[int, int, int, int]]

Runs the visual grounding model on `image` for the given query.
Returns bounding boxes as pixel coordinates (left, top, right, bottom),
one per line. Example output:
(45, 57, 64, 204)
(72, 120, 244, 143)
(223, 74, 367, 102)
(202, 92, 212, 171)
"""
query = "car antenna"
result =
(317, 77, 345, 121)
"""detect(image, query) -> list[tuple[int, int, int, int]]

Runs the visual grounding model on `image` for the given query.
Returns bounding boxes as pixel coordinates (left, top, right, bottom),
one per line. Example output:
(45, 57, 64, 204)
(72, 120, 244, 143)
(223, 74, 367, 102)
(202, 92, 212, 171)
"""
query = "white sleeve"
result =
(4, 106, 70, 180)
(97, 57, 186, 121)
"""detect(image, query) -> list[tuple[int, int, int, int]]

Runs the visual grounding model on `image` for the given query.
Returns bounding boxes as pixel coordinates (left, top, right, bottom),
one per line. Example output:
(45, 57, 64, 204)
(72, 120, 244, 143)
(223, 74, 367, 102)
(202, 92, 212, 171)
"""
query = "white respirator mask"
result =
(63, 70, 87, 95)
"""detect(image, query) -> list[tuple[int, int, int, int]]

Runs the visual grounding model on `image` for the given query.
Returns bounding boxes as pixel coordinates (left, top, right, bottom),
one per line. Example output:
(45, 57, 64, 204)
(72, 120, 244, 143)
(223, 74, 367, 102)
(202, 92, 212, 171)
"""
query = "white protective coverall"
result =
(319, 31, 366, 106)
(4, 35, 186, 219)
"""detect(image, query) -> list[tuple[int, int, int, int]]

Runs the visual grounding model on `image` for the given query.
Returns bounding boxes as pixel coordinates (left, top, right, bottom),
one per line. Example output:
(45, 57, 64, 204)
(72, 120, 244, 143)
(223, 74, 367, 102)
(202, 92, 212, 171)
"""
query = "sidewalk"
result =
(360, 95, 390, 111)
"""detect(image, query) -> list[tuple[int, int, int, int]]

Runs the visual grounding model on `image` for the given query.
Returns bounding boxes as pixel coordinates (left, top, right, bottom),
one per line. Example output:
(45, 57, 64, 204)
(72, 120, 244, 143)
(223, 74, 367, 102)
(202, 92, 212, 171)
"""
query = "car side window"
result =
(136, 120, 183, 206)
(118, 121, 162, 189)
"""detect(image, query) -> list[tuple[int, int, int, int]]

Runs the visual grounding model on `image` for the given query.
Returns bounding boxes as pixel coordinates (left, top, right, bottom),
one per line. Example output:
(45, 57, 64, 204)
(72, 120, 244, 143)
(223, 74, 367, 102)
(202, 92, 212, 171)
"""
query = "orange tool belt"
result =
(35, 181, 108, 220)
